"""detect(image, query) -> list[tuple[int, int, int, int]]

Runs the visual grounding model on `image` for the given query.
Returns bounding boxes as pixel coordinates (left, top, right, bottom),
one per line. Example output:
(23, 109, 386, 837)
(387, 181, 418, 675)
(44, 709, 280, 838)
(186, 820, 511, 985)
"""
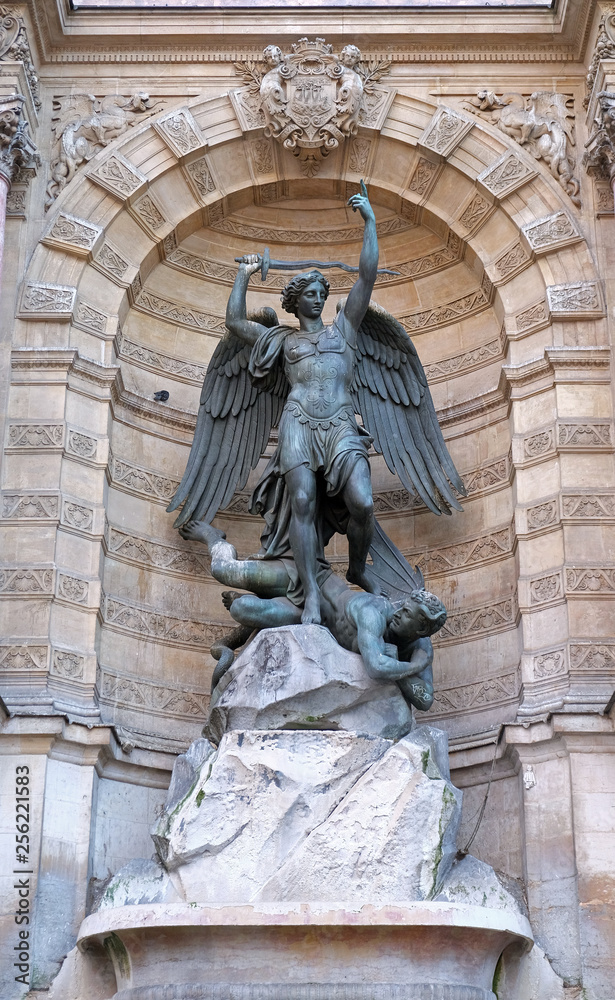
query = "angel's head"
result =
(281, 270, 330, 318)
(340, 44, 361, 69)
(263, 45, 283, 68)
(389, 589, 447, 641)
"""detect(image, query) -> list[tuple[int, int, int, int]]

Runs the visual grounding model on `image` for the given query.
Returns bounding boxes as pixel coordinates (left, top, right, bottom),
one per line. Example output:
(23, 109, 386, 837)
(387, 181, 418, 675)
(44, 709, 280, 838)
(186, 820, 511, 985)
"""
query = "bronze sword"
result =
(234, 247, 400, 281)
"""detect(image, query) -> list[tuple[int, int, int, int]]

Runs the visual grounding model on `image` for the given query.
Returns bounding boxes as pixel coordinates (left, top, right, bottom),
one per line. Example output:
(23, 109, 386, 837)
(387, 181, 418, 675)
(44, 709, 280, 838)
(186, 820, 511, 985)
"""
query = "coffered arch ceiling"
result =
(16, 92, 606, 740)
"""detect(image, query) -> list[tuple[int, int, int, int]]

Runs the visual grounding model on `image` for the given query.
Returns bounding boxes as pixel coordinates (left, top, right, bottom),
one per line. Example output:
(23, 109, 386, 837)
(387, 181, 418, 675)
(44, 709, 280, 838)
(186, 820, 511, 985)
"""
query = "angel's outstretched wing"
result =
(352, 302, 466, 515)
(167, 315, 288, 527)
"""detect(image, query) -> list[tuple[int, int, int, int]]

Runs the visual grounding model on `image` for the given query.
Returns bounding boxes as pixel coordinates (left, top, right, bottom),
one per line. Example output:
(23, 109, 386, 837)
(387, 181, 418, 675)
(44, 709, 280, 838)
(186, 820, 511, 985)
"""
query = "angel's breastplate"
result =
(284, 325, 355, 418)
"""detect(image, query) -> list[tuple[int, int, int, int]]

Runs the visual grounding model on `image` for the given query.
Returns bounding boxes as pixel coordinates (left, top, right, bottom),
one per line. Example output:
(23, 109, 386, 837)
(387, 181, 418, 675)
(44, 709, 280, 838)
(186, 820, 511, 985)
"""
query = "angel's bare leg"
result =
(285, 465, 321, 625)
(179, 519, 288, 597)
(342, 458, 379, 595)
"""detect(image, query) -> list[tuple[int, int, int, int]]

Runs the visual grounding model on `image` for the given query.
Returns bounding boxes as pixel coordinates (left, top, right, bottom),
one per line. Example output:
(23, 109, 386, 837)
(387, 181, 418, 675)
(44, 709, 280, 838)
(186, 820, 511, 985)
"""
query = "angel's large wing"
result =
(352, 302, 465, 515)
(167, 322, 288, 527)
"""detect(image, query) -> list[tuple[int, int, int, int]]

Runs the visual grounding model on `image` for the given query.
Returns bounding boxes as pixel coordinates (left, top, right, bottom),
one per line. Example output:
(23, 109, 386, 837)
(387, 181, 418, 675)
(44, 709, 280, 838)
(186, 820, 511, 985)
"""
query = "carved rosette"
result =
(0, 94, 38, 187)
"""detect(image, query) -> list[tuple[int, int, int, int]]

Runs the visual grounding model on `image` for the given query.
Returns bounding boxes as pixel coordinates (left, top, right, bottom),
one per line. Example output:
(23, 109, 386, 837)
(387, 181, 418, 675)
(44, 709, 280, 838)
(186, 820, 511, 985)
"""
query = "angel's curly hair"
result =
(280, 270, 330, 317)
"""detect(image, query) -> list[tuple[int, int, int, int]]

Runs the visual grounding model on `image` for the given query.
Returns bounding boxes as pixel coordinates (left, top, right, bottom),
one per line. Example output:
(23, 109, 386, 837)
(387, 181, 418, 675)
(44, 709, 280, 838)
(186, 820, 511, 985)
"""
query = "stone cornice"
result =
(27, 0, 595, 65)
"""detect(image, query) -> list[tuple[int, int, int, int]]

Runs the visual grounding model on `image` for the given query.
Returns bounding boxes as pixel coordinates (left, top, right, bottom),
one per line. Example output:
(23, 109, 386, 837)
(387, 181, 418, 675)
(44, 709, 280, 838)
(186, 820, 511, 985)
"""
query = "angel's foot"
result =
(301, 592, 321, 625)
(179, 520, 226, 547)
(346, 565, 382, 596)
(222, 590, 243, 611)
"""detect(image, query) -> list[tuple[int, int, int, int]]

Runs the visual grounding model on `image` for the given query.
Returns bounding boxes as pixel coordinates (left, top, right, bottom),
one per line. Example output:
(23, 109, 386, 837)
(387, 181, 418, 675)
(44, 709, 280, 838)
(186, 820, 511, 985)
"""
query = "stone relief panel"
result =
(490, 241, 531, 285)
(99, 667, 210, 721)
(527, 572, 563, 607)
(566, 568, 615, 594)
(477, 150, 536, 199)
(513, 300, 549, 335)
(104, 522, 210, 579)
(0, 645, 48, 672)
(400, 274, 493, 334)
(407, 156, 441, 199)
(415, 523, 513, 576)
(546, 281, 605, 319)
(130, 193, 167, 234)
(419, 106, 474, 159)
(533, 648, 567, 679)
(42, 213, 103, 256)
(465, 90, 580, 206)
(46, 93, 162, 208)
(51, 649, 85, 680)
(557, 423, 612, 448)
(521, 211, 580, 253)
(93, 242, 131, 284)
(561, 493, 615, 519)
(208, 212, 413, 245)
(569, 643, 615, 672)
(153, 107, 204, 158)
(420, 669, 519, 719)
(56, 573, 89, 605)
(0, 569, 54, 595)
(66, 429, 98, 461)
(6, 423, 63, 449)
(87, 153, 147, 201)
(161, 225, 463, 290)
(61, 498, 95, 534)
(107, 454, 179, 505)
(19, 281, 76, 320)
(101, 593, 228, 649)
(434, 596, 518, 645)
(73, 301, 109, 336)
(456, 192, 494, 234)
(1, 493, 60, 520)
(423, 326, 505, 382)
(116, 330, 207, 385)
(524, 499, 559, 533)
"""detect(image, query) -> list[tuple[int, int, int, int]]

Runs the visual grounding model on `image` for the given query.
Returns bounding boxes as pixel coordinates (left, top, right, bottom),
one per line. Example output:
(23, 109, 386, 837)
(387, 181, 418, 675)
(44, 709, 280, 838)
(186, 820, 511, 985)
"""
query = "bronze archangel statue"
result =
(167, 181, 465, 707)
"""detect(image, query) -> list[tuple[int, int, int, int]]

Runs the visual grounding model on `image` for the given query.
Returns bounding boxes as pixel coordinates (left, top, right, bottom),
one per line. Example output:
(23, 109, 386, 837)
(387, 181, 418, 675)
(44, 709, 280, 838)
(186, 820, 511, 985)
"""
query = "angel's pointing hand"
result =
(347, 179, 375, 223)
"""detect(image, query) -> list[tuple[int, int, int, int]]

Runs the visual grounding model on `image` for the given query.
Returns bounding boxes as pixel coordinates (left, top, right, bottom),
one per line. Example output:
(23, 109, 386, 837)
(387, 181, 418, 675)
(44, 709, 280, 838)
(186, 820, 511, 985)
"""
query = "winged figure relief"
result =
(169, 182, 466, 641)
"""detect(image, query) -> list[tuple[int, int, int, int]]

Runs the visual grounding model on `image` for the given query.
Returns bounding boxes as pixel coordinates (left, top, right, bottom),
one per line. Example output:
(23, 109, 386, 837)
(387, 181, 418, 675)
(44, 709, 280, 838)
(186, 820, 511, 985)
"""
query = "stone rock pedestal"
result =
(75, 628, 533, 999)
(78, 901, 532, 1000)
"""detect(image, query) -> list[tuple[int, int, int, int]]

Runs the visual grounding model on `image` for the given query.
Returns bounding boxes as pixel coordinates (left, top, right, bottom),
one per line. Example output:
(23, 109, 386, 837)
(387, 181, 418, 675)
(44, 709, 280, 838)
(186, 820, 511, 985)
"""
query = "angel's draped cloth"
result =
(247, 321, 372, 606)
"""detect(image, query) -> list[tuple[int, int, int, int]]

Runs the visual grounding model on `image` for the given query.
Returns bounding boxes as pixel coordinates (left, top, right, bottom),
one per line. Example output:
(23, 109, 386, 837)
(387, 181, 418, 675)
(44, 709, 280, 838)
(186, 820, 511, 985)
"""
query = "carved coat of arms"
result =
(232, 38, 393, 176)
(259, 38, 363, 171)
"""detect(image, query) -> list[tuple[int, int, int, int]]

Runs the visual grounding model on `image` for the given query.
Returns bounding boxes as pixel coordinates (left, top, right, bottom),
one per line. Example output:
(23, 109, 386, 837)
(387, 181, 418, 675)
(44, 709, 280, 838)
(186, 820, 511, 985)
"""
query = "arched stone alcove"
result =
(6, 91, 609, 750)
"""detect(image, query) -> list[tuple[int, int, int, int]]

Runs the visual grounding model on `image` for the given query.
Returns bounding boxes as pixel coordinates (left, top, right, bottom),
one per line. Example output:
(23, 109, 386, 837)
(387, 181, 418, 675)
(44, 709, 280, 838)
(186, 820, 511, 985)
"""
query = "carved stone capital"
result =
(584, 91, 615, 184)
(0, 94, 38, 187)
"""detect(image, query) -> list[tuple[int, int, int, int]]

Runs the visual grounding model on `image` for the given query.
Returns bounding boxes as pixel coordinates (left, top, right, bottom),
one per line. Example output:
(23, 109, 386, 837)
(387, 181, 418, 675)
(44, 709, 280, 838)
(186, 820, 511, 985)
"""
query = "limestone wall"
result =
(0, 1, 614, 998)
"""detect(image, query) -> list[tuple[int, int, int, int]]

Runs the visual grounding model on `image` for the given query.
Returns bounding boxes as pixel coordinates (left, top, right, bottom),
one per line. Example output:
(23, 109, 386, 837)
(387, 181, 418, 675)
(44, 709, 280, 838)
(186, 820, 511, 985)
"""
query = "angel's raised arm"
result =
(226, 256, 270, 346)
(344, 180, 378, 332)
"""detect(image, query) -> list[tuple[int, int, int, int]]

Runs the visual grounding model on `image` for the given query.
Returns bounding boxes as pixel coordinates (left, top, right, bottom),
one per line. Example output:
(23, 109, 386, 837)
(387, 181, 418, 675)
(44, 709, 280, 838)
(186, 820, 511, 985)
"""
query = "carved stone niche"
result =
(231, 38, 394, 176)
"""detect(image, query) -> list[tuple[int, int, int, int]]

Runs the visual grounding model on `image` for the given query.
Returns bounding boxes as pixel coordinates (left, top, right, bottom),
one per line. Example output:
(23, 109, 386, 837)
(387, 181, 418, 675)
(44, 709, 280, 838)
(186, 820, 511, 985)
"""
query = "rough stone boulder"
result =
(206, 624, 414, 743)
(146, 725, 462, 906)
